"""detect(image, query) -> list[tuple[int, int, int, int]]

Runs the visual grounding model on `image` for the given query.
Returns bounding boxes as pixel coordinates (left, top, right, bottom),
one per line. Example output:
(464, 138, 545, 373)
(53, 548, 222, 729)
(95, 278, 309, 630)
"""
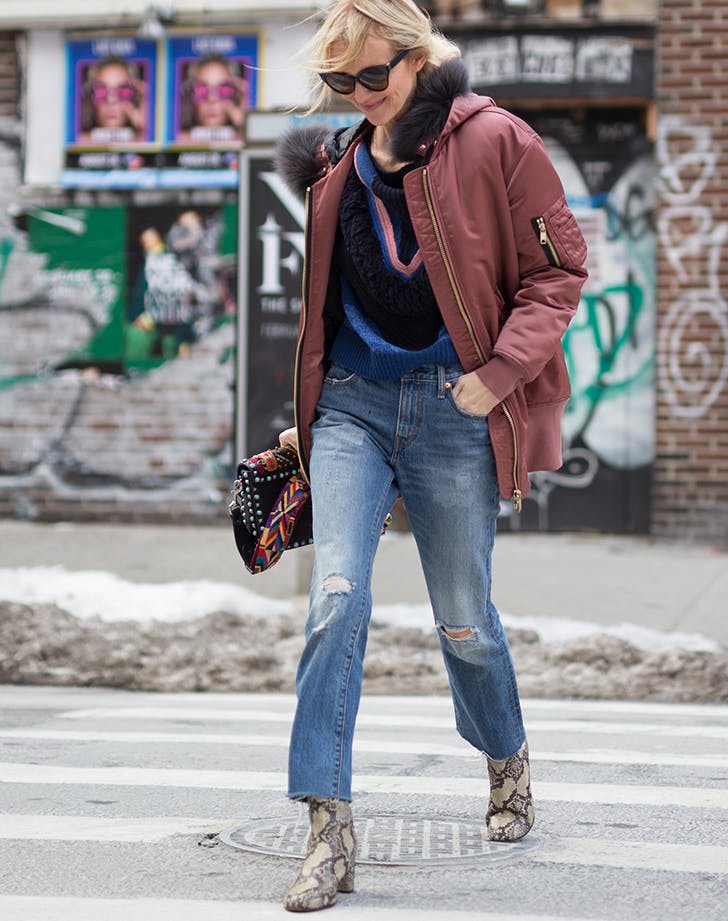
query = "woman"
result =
(80, 55, 146, 142)
(275, 0, 587, 911)
(178, 53, 247, 142)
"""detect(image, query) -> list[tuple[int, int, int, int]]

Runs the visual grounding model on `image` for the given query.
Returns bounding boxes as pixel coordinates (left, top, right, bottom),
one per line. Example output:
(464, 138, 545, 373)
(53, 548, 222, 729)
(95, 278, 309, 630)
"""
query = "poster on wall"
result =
(166, 34, 258, 147)
(125, 203, 238, 364)
(21, 200, 238, 375)
(65, 36, 159, 147)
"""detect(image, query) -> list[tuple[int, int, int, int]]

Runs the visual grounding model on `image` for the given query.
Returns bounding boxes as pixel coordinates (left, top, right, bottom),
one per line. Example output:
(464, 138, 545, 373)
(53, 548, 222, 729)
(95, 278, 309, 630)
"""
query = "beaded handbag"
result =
(229, 445, 313, 574)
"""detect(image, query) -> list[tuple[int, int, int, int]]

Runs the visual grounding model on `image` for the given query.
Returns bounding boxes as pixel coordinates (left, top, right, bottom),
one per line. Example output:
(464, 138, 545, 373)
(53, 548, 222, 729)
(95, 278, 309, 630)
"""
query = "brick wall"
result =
(0, 31, 20, 220)
(654, 0, 728, 542)
(0, 32, 18, 118)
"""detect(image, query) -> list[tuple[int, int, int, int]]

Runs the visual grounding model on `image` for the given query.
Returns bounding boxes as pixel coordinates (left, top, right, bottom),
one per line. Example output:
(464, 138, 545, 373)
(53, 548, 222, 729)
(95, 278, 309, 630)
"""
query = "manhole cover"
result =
(221, 813, 541, 866)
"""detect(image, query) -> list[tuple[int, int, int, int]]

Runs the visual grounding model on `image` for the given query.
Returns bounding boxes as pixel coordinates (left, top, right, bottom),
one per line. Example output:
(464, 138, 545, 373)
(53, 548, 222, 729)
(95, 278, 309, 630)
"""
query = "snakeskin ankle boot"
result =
(485, 740, 535, 841)
(283, 797, 356, 912)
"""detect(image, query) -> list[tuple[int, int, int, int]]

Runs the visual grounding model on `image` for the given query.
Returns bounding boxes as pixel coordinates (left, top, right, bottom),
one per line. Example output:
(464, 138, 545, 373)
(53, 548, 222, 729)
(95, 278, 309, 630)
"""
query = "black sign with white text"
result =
(462, 25, 654, 100)
(238, 152, 306, 456)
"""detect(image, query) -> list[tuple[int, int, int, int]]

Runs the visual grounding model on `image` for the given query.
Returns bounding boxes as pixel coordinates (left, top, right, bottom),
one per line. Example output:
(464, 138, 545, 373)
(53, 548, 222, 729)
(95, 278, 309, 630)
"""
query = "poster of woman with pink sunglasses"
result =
(67, 37, 158, 146)
(168, 34, 258, 146)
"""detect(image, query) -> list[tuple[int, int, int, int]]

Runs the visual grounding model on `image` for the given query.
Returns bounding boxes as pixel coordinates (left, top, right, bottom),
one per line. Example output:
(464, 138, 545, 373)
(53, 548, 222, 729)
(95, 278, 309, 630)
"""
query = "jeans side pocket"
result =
(323, 362, 359, 386)
(445, 385, 490, 420)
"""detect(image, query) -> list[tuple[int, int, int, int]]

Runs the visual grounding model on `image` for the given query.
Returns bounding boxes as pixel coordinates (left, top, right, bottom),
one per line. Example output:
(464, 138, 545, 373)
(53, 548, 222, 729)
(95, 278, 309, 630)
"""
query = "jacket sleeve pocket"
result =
(533, 196, 588, 271)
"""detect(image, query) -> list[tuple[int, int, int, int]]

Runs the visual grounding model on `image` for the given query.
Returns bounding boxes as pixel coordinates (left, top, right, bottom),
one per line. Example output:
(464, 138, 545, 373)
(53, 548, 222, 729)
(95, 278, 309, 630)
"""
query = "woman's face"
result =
(91, 63, 136, 129)
(332, 34, 424, 130)
(191, 61, 239, 127)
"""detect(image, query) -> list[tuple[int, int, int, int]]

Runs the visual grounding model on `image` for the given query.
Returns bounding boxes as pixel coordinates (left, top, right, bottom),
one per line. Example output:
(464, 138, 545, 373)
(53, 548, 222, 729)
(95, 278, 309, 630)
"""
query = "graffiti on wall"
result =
(501, 108, 655, 532)
(0, 109, 658, 529)
(656, 116, 728, 419)
(0, 185, 238, 517)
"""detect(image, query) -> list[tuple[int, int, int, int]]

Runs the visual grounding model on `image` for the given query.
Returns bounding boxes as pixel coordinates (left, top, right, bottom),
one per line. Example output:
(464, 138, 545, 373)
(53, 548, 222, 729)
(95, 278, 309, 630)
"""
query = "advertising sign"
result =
(237, 151, 305, 456)
(462, 26, 654, 100)
(66, 36, 158, 147)
(62, 32, 259, 188)
(166, 34, 258, 147)
(24, 200, 237, 375)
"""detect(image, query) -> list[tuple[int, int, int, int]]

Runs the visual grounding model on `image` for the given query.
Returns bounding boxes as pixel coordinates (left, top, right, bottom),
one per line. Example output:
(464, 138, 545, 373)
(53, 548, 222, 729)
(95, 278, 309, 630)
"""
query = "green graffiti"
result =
(0, 236, 14, 296)
(563, 277, 654, 440)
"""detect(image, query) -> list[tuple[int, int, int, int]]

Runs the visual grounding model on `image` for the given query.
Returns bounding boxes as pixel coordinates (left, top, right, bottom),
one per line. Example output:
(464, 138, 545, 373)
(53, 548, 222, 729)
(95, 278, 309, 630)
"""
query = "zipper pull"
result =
(512, 489, 523, 513)
(537, 217, 548, 246)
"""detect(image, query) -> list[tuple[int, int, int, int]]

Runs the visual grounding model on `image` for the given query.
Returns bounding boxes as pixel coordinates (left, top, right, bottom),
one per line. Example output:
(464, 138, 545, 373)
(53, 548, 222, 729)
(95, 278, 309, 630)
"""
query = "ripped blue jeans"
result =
(288, 363, 526, 801)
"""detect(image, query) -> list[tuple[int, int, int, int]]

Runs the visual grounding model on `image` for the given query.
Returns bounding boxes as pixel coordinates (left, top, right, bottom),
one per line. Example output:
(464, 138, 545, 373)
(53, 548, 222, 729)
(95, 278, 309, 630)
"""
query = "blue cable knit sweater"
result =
(329, 141, 457, 381)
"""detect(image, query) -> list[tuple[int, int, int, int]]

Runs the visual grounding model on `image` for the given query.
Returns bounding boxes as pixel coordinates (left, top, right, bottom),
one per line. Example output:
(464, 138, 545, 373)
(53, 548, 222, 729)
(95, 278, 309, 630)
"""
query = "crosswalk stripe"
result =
(0, 813, 728, 875)
(2, 728, 728, 769)
(1, 814, 727, 875)
(1, 762, 726, 808)
(4, 728, 471, 756)
(0, 897, 592, 921)
(522, 698, 728, 719)
(2, 803, 727, 876)
(4, 687, 727, 720)
(536, 837, 728, 875)
(57, 708, 728, 740)
(0, 814, 222, 842)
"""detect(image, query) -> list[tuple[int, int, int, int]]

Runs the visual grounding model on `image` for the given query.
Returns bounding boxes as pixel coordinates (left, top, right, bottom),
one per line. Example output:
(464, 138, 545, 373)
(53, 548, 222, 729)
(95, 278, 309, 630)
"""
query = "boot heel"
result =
(283, 797, 356, 911)
(338, 860, 355, 893)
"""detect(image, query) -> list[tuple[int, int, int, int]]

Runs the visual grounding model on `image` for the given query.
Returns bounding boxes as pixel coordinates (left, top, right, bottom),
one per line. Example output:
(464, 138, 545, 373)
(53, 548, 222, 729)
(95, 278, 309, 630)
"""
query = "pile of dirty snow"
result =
(0, 567, 726, 701)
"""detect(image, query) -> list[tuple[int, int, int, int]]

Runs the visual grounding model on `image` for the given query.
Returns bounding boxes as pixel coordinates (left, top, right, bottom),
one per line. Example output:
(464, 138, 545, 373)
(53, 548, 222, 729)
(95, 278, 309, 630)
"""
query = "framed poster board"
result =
(66, 36, 158, 147)
(166, 34, 258, 148)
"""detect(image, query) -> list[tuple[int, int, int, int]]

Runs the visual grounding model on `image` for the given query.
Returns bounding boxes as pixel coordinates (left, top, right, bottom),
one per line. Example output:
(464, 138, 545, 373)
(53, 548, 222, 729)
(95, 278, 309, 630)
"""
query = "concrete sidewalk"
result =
(1, 519, 726, 648)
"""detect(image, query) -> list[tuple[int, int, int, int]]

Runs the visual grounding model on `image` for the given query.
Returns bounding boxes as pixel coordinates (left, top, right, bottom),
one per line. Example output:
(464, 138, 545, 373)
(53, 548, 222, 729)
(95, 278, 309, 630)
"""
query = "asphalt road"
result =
(0, 686, 727, 920)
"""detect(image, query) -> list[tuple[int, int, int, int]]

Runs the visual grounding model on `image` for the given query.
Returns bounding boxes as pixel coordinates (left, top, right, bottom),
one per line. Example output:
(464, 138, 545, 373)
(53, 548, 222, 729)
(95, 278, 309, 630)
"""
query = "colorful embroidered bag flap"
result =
(229, 445, 313, 574)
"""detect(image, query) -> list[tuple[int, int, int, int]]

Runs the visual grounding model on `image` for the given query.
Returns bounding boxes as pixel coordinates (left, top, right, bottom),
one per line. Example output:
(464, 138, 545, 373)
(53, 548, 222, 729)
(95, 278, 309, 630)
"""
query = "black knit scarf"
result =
(334, 143, 442, 350)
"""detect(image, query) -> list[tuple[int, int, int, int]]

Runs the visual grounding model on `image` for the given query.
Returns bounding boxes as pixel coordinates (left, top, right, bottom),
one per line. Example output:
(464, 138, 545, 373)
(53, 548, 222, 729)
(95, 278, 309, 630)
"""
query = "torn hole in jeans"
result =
(322, 573, 355, 595)
(438, 623, 478, 641)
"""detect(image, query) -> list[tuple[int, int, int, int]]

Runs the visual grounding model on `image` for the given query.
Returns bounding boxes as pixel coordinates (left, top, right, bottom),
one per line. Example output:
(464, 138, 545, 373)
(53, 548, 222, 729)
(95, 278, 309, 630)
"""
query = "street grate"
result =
(221, 813, 541, 866)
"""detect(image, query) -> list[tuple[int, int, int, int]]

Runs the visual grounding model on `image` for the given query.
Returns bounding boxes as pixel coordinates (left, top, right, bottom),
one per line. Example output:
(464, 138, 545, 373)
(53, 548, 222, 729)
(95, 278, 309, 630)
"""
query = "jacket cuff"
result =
(476, 354, 524, 402)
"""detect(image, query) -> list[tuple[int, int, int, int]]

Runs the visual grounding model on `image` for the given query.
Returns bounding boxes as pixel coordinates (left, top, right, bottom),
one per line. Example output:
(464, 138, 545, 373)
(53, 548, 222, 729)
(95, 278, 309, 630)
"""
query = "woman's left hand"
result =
(449, 371, 500, 416)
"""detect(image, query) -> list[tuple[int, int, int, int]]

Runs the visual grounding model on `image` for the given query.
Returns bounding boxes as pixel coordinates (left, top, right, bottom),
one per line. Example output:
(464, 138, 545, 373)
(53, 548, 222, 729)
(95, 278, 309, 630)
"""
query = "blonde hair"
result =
(301, 0, 460, 113)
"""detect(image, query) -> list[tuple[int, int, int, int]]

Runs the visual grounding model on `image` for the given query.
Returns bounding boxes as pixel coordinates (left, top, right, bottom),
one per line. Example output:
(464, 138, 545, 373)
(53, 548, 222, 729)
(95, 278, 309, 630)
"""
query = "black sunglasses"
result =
(319, 49, 410, 95)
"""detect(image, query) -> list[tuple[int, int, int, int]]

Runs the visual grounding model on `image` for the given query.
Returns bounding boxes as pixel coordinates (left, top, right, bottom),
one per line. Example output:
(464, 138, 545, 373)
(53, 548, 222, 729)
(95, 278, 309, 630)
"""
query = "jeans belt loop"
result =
(437, 364, 447, 398)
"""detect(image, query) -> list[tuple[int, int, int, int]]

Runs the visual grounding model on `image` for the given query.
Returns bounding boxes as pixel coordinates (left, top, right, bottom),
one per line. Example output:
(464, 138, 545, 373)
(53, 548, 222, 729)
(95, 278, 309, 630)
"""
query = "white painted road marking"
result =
(0, 814, 222, 842)
(1, 762, 727, 809)
(2, 811, 727, 875)
(0, 898, 597, 921)
(536, 836, 728, 875)
(3, 688, 727, 719)
(2, 727, 728, 769)
(58, 707, 728, 739)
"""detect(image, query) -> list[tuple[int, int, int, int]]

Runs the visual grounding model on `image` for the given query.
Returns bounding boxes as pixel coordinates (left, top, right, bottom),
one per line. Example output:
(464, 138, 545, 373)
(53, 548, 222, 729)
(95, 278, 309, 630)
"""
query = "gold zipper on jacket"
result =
(500, 401, 522, 513)
(293, 187, 312, 483)
(423, 169, 522, 511)
(534, 216, 561, 268)
(422, 170, 486, 366)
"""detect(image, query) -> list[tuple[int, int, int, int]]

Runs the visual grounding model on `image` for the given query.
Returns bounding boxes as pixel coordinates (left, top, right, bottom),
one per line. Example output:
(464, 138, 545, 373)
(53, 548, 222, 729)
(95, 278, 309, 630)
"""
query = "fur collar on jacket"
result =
(275, 58, 471, 202)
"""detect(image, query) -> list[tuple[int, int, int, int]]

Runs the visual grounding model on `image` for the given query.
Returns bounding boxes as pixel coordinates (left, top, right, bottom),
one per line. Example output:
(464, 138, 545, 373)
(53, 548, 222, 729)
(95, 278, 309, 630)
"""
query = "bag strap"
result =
(250, 474, 311, 574)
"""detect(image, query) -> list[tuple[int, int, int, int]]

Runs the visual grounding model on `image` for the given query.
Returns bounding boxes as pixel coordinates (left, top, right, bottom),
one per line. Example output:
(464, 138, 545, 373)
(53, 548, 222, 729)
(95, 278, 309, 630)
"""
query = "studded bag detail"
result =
(229, 445, 313, 575)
